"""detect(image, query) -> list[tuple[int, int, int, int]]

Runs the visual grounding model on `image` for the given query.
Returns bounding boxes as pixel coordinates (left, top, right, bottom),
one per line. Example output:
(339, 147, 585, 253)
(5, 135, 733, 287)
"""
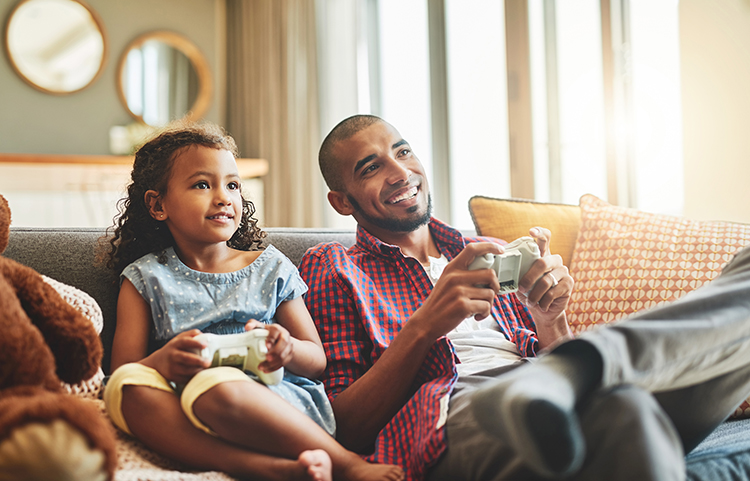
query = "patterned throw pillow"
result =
(567, 194, 750, 419)
(568, 194, 750, 331)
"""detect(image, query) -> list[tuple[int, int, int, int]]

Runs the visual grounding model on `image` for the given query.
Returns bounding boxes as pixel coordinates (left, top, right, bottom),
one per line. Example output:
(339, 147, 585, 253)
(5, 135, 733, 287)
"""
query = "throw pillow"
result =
(468, 196, 582, 268)
(567, 194, 750, 331)
(43, 275, 105, 400)
(567, 194, 750, 419)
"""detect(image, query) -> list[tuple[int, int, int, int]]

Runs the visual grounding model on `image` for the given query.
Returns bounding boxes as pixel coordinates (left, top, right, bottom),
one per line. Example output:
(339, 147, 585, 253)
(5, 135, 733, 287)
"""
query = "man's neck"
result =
(365, 223, 440, 264)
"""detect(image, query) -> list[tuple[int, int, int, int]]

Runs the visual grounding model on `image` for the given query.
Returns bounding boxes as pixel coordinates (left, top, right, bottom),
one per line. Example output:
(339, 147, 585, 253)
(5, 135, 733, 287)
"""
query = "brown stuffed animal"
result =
(0, 194, 117, 480)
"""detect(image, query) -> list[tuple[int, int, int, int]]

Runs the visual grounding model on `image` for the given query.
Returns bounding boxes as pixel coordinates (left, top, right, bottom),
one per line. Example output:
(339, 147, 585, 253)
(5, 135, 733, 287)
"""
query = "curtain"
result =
(226, 0, 322, 227)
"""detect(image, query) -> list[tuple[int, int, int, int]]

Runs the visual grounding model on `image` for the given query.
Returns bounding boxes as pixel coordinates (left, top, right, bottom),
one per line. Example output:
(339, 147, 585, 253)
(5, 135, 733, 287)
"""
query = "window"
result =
(316, 0, 683, 229)
(444, 0, 511, 229)
(530, 0, 608, 206)
(377, 0, 433, 184)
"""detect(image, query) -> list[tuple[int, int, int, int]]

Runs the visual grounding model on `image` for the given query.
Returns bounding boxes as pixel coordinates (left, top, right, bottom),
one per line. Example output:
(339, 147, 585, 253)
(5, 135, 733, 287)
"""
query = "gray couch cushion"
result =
(6, 227, 355, 373)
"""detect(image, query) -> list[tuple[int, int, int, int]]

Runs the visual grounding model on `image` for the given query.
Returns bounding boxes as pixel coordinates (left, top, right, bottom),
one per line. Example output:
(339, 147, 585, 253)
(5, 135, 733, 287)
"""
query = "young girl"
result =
(102, 122, 404, 481)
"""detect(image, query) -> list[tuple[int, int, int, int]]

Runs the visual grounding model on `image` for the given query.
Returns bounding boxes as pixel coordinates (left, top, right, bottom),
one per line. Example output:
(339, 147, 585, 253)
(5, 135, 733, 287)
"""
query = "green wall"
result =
(0, 0, 224, 155)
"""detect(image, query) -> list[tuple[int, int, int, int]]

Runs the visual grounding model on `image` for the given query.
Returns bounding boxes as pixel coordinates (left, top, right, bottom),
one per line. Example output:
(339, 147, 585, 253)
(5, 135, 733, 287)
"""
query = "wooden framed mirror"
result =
(4, 0, 107, 95)
(116, 31, 213, 127)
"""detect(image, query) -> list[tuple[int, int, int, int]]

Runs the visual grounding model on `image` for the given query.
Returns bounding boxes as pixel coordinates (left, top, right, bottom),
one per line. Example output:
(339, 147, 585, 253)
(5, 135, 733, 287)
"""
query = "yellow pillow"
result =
(468, 196, 581, 268)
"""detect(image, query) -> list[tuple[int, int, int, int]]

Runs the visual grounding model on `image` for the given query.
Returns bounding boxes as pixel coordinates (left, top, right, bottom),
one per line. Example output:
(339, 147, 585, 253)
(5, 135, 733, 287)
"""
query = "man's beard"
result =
(347, 193, 433, 233)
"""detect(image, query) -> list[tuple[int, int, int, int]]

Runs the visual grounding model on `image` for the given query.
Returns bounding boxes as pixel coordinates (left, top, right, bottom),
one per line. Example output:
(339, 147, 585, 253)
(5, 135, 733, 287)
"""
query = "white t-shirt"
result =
(424, 254, 523, 378)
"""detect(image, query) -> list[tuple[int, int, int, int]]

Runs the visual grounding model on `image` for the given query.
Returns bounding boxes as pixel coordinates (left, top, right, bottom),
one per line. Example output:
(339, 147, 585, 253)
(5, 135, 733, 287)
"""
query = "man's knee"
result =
(592, 385, 664, 421)
(578, 386, 685, 481)
(717, 245, 750, 278)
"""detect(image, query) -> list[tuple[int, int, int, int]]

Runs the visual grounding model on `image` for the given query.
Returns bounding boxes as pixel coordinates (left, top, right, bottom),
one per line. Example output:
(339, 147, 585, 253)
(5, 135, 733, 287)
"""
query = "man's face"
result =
(330, 121, 432, 234)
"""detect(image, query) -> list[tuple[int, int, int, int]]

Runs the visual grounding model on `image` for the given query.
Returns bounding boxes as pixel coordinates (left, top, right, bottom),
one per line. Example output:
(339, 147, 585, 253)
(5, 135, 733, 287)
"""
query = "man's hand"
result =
(516, 227, 574, 349)
(411, 242, 504, 340)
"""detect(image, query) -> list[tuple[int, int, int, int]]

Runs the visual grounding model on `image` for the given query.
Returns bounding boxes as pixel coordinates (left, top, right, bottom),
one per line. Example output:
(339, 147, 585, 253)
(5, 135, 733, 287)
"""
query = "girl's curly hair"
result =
(102, 121, 266, 274)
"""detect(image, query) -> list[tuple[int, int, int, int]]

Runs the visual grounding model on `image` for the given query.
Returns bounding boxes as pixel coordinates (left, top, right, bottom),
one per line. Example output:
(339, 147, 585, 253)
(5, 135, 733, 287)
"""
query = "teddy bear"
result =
(0, 194, 117, 480)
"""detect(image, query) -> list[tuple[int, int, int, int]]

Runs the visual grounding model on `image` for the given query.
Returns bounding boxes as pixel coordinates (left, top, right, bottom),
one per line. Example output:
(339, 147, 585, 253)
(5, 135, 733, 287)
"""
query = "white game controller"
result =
(468, 236, 541, 294)
(194, 329, 283, 385)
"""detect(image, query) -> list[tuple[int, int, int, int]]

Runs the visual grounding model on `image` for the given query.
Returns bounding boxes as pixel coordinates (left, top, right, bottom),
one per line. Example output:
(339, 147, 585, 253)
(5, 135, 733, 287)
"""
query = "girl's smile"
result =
(206, 211, 235, 222)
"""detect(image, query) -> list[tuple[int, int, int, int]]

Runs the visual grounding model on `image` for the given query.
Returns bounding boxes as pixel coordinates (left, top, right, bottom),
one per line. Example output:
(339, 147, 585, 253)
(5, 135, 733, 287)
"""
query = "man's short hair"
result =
(319, 114, 383, 191)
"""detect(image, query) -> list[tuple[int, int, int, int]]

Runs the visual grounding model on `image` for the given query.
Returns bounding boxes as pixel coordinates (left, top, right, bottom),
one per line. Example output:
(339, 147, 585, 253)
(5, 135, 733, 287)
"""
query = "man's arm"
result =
(328, 312, 439, 451)
(300, 242, 503, 452)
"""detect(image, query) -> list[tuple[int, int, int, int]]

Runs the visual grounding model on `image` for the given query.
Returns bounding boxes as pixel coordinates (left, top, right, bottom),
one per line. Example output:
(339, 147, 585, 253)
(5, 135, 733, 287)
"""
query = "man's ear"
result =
(144, 190, 166, 220)
(327, 191, 354, 216)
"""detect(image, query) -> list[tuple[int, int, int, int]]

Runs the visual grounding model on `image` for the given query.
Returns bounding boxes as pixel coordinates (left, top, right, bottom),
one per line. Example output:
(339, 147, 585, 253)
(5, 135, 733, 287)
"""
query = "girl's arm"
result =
(111, 279, 152, 370)
(258, 297, 327, 379)
(112, 279, 208, 383)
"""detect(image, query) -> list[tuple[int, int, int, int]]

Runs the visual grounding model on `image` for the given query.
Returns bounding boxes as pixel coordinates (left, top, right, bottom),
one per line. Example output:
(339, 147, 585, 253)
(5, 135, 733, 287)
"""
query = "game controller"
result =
(468, 236, 541, 294)
(194, 329, 283, 385)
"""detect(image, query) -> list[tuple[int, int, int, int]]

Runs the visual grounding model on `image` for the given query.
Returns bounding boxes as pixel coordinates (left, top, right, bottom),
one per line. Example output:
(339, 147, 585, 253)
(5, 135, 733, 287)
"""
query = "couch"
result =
(5, 194, 750, 480)
(6, 227, 357, 481)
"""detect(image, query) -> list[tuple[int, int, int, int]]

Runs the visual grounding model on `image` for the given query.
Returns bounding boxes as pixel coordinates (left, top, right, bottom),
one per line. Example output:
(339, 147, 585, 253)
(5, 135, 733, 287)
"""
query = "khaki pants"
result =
(429, 246, 750, 481)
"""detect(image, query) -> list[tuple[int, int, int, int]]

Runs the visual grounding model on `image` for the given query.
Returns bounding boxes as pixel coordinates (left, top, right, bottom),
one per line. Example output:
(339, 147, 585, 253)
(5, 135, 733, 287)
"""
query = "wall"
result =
(0, 0, 225, 155)
(680, 0, 750, 223)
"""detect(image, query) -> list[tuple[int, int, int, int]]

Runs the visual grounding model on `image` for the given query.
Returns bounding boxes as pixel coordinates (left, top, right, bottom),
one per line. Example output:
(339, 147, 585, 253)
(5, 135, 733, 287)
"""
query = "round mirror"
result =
(4, 0, 106, 94)
(117, 31, 212, 127)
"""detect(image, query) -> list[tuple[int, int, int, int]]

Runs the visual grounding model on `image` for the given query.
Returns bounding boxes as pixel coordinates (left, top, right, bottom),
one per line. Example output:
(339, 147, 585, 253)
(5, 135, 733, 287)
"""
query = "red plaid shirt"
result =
(298, 218, 537, 480)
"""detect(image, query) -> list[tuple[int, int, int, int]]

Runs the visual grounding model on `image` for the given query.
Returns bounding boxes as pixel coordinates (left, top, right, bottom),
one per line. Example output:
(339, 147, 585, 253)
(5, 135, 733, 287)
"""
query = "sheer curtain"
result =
(226, 0, 322, 227)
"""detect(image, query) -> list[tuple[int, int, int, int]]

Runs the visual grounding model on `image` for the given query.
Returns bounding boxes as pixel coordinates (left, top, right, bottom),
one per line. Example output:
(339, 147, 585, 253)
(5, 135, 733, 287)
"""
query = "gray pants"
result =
(429, 246, 750, 481)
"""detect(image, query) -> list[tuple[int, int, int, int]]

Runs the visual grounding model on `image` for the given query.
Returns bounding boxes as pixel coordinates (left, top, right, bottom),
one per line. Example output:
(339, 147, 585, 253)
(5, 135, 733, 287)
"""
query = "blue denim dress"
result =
(122, 245, 335, 435)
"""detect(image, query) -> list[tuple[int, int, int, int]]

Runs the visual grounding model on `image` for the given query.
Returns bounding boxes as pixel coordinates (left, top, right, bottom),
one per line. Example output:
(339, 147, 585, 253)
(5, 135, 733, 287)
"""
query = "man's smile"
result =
(385, 185, 419, 205)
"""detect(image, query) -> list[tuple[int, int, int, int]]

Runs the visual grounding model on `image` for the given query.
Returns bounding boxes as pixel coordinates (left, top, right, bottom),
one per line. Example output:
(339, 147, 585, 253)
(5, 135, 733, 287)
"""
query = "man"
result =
(298, 114, 750, 480)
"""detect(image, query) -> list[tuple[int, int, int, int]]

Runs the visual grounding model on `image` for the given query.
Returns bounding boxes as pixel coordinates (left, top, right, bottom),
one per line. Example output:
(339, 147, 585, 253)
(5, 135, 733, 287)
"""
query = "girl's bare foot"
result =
(298, 449, 333, 481)
(338, 456, 405, 481)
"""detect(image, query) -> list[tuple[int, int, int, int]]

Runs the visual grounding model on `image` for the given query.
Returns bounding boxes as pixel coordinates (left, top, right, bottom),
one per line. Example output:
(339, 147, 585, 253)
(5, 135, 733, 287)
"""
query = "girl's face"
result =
(151, 145, 243, 248)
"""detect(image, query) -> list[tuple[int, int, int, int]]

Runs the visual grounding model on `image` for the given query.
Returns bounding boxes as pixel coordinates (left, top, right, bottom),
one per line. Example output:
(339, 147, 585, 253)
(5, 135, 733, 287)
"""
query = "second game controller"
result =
(194, 329, 284, 385)
(468, 236, 541, 294)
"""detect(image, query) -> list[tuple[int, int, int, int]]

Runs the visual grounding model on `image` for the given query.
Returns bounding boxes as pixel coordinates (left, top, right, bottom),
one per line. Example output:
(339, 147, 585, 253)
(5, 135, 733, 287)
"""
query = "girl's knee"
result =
(186, 378, 267, 435)
(104, 363, 175, 434)
(122, 383, 170, 406)
(194, 380, 263, 415)
(182, 367, 261, 420)
(119, 385, 180, 436)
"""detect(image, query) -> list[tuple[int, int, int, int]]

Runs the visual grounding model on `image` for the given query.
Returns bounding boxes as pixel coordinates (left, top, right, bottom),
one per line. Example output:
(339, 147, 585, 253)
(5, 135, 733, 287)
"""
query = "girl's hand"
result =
(142, 329, 209, 384)
(245, 320, 293, 373)
(247, 298, 326, 379)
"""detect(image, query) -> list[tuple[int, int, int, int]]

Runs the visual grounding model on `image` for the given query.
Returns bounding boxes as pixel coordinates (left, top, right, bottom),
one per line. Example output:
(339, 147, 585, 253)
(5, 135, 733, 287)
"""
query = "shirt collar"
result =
(355, 218, 467, 260)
